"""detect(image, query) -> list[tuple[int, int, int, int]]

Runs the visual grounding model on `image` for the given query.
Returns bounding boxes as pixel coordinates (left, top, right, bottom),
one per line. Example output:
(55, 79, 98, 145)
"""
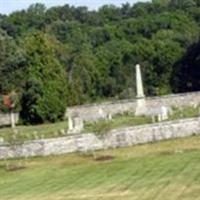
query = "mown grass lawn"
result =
(1, 136, 200, 200)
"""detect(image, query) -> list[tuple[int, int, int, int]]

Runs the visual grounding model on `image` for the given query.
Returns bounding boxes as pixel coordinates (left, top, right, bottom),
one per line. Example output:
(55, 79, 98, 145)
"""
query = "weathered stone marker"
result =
(135, 64, 146, 116)
(10, 111, 16, 128)
(68, 116, 73, 131)
(0, 137, 4, 144)
(68, 116, 84, 134)
(146, 106, 171, 122)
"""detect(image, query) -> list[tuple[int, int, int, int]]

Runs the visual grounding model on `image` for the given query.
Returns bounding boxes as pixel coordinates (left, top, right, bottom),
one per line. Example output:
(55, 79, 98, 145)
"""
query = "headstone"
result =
(158, 114, 162, 122)
(98, 108, 107, 119)
(68, 117, 84, 134)
(161, 106, 169, 120)
(146, 106, 171, 122)
(10, 111, 16, 128)
(68, 116, 73, 131)
(108, 113, 112, 120)
(0, 137, 4, 144)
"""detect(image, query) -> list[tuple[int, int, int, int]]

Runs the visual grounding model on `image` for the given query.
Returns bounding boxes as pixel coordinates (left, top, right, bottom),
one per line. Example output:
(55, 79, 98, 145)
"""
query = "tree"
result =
(169, 0, 196, 10)
(172, 42, 200, 92)
(26, 3, 46, 29)
(20, 32, 68, 124)
(0, 29, 26, 95)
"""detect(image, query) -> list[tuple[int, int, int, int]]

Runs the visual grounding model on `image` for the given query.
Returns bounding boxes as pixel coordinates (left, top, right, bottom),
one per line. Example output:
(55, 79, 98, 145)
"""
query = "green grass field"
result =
(1, 135, 200, 200)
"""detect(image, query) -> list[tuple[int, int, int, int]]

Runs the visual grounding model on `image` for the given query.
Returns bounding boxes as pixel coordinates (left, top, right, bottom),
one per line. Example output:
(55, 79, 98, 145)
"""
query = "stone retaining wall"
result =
(65, 91, 200, 121)
(0, 117, 200, 159)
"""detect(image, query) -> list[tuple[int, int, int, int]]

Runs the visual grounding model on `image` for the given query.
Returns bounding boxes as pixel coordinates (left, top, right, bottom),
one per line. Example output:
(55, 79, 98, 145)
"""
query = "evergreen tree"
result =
(20, 32, 68, 123)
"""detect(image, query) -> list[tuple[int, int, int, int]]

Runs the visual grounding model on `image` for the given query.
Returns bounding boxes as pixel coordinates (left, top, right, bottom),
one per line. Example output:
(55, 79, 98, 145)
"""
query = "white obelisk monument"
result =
(135, 64, 146, 116)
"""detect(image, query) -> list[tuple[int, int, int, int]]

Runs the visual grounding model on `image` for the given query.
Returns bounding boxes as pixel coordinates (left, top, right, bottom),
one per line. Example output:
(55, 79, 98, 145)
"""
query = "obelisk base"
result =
(135, 97, 147, 116)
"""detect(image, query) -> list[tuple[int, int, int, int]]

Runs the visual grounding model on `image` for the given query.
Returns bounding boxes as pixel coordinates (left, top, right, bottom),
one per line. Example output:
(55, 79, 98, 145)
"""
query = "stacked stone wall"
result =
(65, 92, 200, 122)
(0, 117, 200, 159)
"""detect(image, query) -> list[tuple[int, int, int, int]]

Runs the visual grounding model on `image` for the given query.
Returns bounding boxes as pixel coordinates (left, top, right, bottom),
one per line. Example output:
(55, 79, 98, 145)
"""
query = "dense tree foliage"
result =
(0, 0, 200, 123)
(19, 32, 68, 124)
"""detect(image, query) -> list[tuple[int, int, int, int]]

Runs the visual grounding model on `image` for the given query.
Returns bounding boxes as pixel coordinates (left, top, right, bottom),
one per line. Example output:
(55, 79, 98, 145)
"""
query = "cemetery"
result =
(0, 1, 200, 199)
(0, 64, 199, 159)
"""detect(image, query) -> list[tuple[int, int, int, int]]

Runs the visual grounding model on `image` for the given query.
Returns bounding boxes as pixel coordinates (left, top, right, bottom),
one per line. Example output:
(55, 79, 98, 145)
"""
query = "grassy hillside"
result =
(1, 135, 200, 200)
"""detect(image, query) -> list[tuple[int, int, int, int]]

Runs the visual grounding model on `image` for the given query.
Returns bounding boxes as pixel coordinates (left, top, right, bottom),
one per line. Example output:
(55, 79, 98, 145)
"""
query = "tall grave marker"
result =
(135, 64, 146, 116)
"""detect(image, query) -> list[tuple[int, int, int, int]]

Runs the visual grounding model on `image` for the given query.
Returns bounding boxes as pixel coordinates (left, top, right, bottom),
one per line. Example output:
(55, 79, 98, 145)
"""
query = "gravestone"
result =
(0, 137, 4, 144)
(68, 116, 84, 134)
(146, 106, 172, 122)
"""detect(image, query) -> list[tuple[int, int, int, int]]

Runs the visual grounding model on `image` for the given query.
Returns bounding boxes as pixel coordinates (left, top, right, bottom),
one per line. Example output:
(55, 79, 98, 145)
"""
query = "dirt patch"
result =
(157, 151, 174, 156)
(95, 155, 114, 162)
(6, 164, 26, 172)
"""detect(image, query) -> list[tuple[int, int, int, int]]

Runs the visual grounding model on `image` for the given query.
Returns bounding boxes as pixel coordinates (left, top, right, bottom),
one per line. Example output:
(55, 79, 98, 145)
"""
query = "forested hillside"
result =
(0, 0, 200, 123)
